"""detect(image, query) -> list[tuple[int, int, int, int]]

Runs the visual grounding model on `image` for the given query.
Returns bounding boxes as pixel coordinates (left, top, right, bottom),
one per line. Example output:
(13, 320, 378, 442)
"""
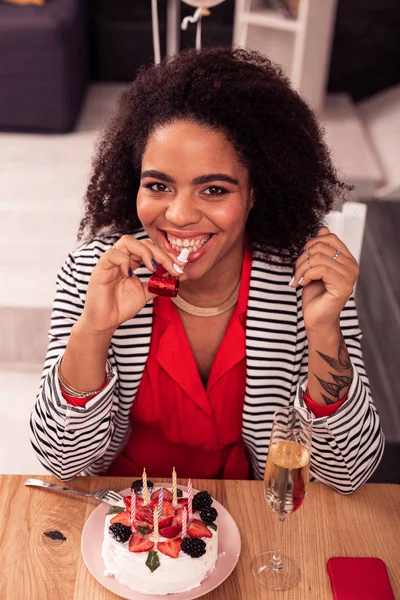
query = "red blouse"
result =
(64, 249, 346, 478)
(107, 248, 253, 479)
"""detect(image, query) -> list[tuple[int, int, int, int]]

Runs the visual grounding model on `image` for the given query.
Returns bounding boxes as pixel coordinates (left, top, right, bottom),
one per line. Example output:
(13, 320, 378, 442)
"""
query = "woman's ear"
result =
(249, 189, 255, 210)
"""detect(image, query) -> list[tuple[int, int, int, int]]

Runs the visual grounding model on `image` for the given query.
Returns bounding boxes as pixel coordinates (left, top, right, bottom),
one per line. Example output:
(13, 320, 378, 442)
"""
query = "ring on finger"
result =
(307, 256, 312, 268)
(306, 247, 312, 258)
(332, 249, 341, 260)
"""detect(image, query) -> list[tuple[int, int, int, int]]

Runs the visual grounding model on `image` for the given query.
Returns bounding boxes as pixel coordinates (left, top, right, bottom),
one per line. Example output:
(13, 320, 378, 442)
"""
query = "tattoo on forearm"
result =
(316, 333, 352, 372)
(338, 334, 352, 370)
(313, 334, 353, 405)
(315, 375, 343, 399)
(321, 393, 337, 406)
(332, 373, 352, 388)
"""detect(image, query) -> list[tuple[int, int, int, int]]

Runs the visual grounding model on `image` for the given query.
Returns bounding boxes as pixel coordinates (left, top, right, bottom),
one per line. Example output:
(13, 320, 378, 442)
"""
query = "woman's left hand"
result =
(292, 227, 360, 335)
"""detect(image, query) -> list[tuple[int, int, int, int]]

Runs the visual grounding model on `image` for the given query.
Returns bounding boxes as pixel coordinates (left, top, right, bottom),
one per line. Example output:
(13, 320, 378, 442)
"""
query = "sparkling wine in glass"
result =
(251, 406, 313, 590)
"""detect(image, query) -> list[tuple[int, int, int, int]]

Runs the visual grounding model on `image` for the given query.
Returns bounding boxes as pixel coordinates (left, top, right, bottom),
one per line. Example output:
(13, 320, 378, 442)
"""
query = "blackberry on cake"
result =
(192, 491, 213, 511)
(131, 479, 154, 494)
(181, 537, 207, 558)
(200, 507, 218, 524)
(109, 523, 132, 544)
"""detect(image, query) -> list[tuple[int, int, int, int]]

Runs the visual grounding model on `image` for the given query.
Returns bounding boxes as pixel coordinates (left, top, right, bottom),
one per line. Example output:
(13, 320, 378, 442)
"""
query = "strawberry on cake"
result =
(101, 479, 219, 595)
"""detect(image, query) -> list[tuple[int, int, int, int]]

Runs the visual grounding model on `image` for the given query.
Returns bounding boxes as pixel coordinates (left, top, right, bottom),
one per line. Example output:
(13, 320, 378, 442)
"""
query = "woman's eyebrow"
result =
(141, 170, 239, 186)
(141, 170, 175, 183)
(192, 174, 239, 186)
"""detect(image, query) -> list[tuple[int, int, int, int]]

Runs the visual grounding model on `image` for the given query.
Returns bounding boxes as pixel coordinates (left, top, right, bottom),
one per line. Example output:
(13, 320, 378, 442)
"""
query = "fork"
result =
(24, 478, 124, 505)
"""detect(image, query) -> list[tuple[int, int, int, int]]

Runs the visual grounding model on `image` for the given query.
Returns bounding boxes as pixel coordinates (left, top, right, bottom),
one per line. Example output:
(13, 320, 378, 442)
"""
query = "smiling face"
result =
(136, 119, 253, 283)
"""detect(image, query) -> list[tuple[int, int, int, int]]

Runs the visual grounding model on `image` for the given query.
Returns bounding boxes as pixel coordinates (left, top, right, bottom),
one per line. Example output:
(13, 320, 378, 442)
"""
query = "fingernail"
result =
(128, 267, 133, 278)
(151, 259, 159, 270)
(288, 276, 295, 287)
(177, 248, 190, 262)
(173, 263, 184, 274)
(298, 276, 304, 285)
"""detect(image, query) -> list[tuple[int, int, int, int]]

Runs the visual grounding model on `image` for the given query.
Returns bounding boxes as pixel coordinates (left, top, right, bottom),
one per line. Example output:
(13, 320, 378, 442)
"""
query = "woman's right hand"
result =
(79, 235, 187, 335)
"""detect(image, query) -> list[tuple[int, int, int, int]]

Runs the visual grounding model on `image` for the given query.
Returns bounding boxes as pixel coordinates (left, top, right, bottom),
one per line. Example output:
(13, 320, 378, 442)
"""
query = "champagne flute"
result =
(251, 406, 313, 590)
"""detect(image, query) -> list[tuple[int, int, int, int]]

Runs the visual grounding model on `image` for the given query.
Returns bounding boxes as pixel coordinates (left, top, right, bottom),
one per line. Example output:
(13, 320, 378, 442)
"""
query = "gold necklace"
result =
(171, 281, 240, 317)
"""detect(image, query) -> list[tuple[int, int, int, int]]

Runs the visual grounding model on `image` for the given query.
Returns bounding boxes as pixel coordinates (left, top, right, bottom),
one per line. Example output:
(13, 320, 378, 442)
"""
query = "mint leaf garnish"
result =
(146, 549, 160, 572)
(208, 522, 217, 531)
(138, 525, 149, 535)
(107, 505, 125, 515)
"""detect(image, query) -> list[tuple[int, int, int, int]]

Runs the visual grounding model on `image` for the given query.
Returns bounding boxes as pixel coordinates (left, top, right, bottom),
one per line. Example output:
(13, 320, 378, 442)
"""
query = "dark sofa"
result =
(0, 0, 234, 132)
(0, 0, 87, 132)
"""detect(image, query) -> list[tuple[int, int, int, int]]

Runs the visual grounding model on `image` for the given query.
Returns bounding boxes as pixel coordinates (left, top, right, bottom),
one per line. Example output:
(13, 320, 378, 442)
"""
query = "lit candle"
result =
(153, 505, 159, 543)
(142, 468, 150, 505)
(130, 489, 136, 529)
(182, 506, 187, 538)
(157, 487, 164, 521)
(187, 479, 193, 522)
(172, 466, 177, 507)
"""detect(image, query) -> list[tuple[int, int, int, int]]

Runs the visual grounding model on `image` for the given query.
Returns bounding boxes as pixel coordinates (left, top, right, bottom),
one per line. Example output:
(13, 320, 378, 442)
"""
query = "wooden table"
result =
(0, 476, 399, 599)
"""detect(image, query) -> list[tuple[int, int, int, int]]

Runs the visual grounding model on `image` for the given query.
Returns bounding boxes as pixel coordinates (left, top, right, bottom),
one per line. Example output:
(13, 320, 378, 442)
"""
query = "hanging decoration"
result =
(152, 0, 227, 63)
(181, 1, 227, 50)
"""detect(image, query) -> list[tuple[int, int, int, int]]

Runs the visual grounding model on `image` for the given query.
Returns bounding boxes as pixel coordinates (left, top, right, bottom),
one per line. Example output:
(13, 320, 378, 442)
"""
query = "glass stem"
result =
(270, 516, 285, 571)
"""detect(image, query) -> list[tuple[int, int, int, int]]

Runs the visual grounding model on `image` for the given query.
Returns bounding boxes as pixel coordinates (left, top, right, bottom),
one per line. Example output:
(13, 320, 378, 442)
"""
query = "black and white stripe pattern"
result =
(30, 231, 384, 492)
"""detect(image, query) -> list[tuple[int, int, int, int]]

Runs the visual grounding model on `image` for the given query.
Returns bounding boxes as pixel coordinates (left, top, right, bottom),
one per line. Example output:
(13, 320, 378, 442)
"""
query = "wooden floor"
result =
(356, 200, 400, 482)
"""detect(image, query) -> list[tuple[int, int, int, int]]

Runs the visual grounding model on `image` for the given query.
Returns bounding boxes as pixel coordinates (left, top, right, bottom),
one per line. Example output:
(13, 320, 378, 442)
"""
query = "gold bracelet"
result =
(59, 359, 113, 398)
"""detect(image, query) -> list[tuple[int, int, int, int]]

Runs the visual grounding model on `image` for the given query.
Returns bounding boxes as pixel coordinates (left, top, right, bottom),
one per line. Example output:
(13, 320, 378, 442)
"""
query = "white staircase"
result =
(358, 85, 400, 200)
(0, 84, 127, 474)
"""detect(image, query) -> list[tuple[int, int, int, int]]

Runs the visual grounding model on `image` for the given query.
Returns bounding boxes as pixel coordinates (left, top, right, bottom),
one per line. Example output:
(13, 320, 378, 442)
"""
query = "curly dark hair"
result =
(79, 46, 349, 262)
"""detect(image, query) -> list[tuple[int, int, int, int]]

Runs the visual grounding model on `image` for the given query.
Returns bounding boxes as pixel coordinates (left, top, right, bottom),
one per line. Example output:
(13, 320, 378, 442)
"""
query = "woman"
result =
(30, 47, 383, 492)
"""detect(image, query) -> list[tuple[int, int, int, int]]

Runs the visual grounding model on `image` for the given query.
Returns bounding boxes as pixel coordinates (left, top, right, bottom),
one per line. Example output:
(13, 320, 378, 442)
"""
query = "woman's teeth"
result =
(166, 234, 211, 254)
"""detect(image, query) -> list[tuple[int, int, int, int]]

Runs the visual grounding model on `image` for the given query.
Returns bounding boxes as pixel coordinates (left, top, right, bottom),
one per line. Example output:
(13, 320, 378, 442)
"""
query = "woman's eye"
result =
(145, 183, 169, 193)
(203, 186, 228, 197)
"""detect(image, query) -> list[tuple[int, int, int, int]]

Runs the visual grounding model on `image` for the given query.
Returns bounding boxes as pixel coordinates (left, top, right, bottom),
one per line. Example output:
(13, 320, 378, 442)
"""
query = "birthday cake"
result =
(101, 476, 219, 595)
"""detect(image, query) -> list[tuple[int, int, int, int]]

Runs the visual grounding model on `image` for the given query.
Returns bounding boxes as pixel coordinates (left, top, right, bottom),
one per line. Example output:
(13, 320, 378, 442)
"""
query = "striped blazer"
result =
(30, 230, 384, 492)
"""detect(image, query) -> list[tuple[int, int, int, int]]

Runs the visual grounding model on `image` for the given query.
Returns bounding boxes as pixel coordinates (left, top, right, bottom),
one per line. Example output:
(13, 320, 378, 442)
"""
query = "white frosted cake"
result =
(101, 483, 219, 595)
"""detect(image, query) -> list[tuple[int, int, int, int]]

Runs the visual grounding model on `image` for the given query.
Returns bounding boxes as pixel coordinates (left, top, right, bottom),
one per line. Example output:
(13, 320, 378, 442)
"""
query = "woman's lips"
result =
(160, 232, 216, 263)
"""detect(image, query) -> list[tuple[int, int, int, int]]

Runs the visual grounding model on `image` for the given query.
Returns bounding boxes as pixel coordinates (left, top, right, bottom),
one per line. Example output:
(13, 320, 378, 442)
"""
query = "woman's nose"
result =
(164, 193, 202, 227)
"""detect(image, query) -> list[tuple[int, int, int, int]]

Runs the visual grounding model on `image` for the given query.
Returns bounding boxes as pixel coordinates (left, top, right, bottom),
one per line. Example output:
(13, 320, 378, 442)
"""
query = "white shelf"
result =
(242, 9, 299, 33)
(233, 0, 338, 112)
